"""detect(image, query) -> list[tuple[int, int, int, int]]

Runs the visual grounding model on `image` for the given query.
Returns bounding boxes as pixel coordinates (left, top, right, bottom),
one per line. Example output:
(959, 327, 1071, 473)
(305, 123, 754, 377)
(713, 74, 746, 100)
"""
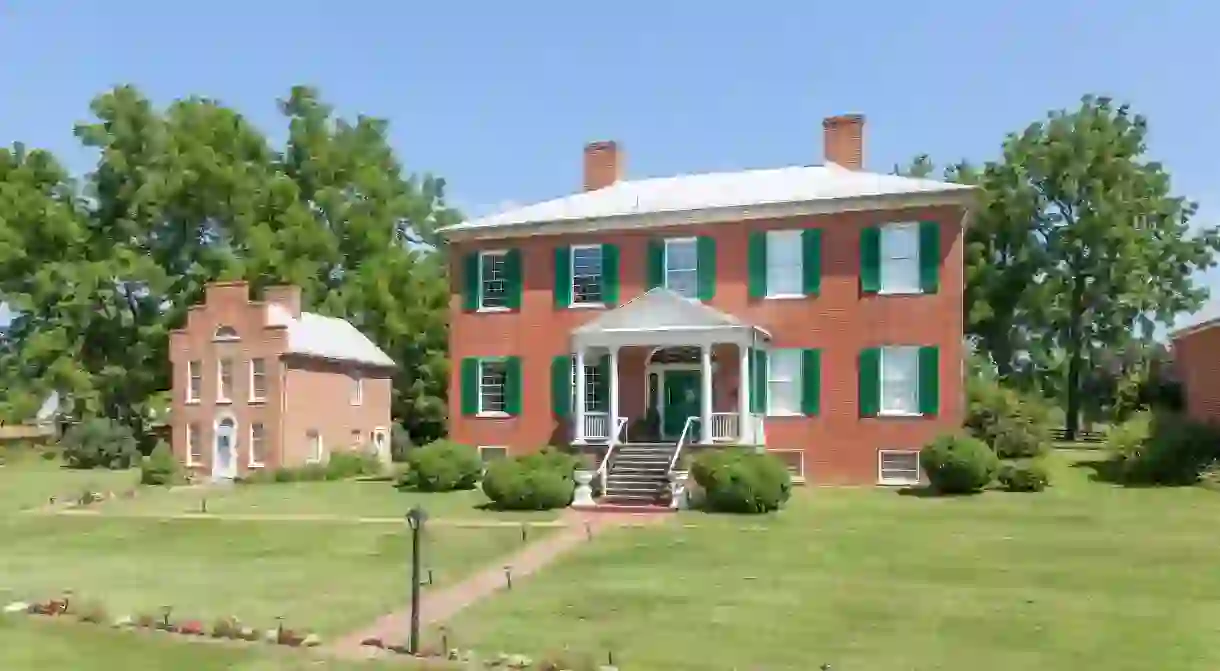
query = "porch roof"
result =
(572, 288, 770, 348)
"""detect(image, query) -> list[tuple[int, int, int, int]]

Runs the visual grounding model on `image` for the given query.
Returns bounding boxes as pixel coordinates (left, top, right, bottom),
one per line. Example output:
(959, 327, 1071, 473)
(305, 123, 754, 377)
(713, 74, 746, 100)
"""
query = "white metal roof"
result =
(266, 304, 396, 368)
(573, 287, 770, 338)
(443, 163, 973, 236)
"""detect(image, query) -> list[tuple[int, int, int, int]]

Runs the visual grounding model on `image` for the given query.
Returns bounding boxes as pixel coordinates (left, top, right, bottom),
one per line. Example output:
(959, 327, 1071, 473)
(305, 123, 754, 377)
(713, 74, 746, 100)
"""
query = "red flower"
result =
(179, 620, 205, 635)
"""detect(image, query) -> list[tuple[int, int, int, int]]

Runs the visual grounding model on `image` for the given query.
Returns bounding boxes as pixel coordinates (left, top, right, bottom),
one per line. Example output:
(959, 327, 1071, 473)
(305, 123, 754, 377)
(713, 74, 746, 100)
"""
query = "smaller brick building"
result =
(1170, 316, 1220, 424)
(169, 281, 396, 481)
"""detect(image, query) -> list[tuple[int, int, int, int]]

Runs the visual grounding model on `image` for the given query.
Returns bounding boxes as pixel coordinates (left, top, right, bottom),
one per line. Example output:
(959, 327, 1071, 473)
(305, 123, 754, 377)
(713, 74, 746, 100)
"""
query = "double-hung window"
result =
(880, 346, 920, 415)
(249, 423, 265, 467)
(217, 358, 234, 402)
(766, 349, 802, 415)
(186, 422, 202, 466)
(766, 230, 803, 297)
(664, 238, 699, 299)
(478, 360, 509, 414)
(479, 251, 509, 309)
(879, 451, 921, 486)
(571, 245, 604, 306)
(249, 358, 266, 402)
(186, 361, 202, 403)
(571, 359, 607, 413)
(880, 223, 920, 294)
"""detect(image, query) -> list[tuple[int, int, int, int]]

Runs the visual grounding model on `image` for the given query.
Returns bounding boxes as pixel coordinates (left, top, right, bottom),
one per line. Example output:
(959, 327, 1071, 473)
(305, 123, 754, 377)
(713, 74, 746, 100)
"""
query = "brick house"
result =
(1170, 316, 1220, 424)
(169, 281, 396, 481)
(439, 114, 975, 496)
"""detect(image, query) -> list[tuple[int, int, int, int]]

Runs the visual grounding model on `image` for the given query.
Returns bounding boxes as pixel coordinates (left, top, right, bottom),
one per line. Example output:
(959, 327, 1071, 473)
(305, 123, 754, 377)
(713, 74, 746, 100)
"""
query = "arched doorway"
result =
(212, 415, 238, 481)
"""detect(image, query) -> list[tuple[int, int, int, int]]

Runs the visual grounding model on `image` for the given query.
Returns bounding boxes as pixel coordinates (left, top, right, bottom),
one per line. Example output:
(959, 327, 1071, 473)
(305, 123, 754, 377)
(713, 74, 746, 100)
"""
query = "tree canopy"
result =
(0, 85, 455, 444)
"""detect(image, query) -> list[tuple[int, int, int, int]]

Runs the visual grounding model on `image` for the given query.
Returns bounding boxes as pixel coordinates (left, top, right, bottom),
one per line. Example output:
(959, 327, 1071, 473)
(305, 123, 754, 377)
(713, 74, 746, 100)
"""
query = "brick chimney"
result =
(823, 114, 865, 170)
(583, 140, 622, 191)
(264, 285, 302, 318)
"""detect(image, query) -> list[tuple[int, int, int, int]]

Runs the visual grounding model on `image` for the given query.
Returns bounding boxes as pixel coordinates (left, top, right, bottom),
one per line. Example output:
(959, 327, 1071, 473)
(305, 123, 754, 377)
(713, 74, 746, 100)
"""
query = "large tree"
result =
(0, 85, 456, 444)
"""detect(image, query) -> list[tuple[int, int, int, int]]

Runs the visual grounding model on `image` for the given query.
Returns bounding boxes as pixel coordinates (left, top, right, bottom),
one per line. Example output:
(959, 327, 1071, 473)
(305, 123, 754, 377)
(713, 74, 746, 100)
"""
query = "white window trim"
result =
(765, 229, 805, 300)
(185, 360, 201, 404)
(663, 237, 699, 300)
(768, 448, 806, 484)
(216, 358, 233, 404)
(305, 430, 324, 464)
(878, 346, 922, 418)
(478, 445, 509, 462)
(765, 349, 803, 417)
(477, 249, 511, 313)
(569, 243, 606, 308)
(877, 222, 922, 296)
(213, 325, 240, 341)
(185, 423, 200, 467)
(878, 450, 921, 486)
(249, 358, 266, 403)
(248, 423, 265, 468)
(476, 358, 510, 418)
(350, 373, 364, 406)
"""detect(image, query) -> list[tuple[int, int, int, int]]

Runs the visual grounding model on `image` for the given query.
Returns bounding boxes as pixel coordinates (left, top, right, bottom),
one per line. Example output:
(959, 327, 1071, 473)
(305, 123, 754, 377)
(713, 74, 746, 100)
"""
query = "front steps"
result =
(601, 442, 677, 506)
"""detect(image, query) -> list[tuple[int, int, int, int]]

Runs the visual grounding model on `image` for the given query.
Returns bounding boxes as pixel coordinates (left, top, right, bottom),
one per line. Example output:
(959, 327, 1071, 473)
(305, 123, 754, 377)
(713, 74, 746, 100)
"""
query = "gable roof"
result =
(266, 304, 396, 368)
(441, 163, 974, 241)
(573, 288, 770, 338)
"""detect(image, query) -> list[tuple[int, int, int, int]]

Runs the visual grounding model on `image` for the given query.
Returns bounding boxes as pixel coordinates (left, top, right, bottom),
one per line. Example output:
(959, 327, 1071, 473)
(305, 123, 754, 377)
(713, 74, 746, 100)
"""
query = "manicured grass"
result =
(440, 451, 1220, 671)
(0, 459, 138, 512)
(93, 479, 559, 521)
(0, 514, 539, 637)
(0, 615, 395, 670)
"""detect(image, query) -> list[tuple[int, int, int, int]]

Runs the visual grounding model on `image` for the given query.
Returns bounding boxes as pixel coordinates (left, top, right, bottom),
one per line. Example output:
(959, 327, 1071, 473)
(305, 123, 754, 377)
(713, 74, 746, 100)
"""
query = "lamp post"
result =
(405, 506, 428, 655)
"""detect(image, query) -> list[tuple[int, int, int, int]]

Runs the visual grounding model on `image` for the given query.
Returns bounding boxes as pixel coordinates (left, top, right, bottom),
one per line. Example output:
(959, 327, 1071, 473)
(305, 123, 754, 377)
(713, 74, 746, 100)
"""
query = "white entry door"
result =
(371, 428, 390, 464)
(213, 417, 238, 481)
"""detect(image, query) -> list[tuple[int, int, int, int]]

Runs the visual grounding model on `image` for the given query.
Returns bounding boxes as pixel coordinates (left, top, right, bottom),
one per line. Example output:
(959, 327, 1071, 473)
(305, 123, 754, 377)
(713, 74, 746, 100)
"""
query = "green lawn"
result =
(0, 514, 537, 637)
(91, 478, 559, 522)
(0, 459, 139, 512)
(0, 615, 396, 670)
(439, 451, 1220, 671)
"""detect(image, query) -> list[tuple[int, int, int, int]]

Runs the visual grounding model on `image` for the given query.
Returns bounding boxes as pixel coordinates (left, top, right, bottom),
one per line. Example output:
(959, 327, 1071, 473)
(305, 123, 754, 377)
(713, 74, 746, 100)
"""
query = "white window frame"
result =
(306, 429, 324, 463)
(213, 325, 240, 341)
(663, 237, 699, 300)
(879, 346, 921, 417)
(571, 360, 607, 414)
(878, 450, 921, 486)
(186, 422, 202, 466)
(248, 422, 265, 468)
(350, 373, 364, 406)
(350, 428, 363, 449)
(249, 358, 267, 403)
(570, 244, 605, 307)
(879, 222, 921, 295)
(478, 445, 509, 464)
(186, 360, 202, 404)
(217, 358, 234, 404)
(477, 359, 509, 417)
(477, 250, 510, 312)
(765, 349, 803, 416)
(768, 449, 806, 484)
(765, 229, 804, 299)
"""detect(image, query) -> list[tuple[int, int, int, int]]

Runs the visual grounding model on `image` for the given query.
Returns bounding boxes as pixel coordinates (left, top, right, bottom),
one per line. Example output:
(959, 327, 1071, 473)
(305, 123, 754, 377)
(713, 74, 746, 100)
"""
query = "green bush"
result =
(140, 442, 181, 486)
(324, 450, 382, 480)
(997, 460, 1051, 492)
(517, 447, 579, 475)
(1107, 411, 1152, 464)
(965, 377, 1052, 458)
(397, 440, 481, 492)
(1109, 412, 1220, 485)
(920, 433, 999, 494)
(390, 422, 413, 463)
(60, 418, 140, 470)
(481, 456, 574, 510)
(689, 448, 792, 514)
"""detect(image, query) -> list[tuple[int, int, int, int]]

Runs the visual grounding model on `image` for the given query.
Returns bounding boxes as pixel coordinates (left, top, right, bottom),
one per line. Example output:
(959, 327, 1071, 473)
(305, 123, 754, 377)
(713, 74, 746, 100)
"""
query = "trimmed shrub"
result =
(965, 377, 1052, 458)
(690, 448, 792, 514)
(398, 440, 481, 492)
(1110, 411, 1220, 485)
(481, 456, 574, 510)
(324, 451, 382, 480)
(517, 447, 579, 475)
(920, 433, 999, 494)
(60, 418, 140, 469)
(140, 442, 181, 486)
(997, 461, 1051, 492)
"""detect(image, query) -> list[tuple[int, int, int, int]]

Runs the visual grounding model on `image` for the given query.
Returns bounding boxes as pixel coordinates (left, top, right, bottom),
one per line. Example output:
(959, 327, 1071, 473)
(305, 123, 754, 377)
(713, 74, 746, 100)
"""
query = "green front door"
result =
(663, 370, 702, 439)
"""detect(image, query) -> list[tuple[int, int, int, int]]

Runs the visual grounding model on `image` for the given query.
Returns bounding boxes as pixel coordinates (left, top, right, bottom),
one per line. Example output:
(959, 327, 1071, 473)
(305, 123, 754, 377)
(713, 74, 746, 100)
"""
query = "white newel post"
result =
(608, 346, 620, 446)
(738, 344, 751, 444)
(574, 347, 587, 443)
(700, 343, 714, 445)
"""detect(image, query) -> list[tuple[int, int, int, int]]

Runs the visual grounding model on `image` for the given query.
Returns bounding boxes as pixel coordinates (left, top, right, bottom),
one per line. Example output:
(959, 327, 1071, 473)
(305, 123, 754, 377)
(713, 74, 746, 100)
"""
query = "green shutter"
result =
(596, 354, 610, 412)
(918, 221, 940, 294)
(504, 249, 523, 309)
(462, 252, 480, 311)
(602, 243, 620, 305)
(802, 229, 822, 296)
(647, 239, 665, 289)
(918, 346, 940, 415)
(697, 236, 717, 301)
(858, 348, 881, 417)
(504, 356, 522, 415)
(801, 349, 821, 416)
(747, 232, 767, 299)
(553, 246, 571, 308)
(860, 226, 881, 294)
(751, 349, 768, 414)
(460, 358, 479, 415)
(551, 355, 571, 418)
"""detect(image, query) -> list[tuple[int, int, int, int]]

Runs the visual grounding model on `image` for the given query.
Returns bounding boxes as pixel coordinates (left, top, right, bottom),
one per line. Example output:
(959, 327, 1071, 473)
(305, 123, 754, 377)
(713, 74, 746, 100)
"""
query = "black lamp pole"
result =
(406, 506, 427, 655)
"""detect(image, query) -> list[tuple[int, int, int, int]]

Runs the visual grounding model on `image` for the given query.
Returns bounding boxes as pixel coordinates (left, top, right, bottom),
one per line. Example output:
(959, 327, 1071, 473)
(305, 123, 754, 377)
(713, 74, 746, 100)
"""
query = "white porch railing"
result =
(583, 412, 610, 441)
(710, 413, 737, 442)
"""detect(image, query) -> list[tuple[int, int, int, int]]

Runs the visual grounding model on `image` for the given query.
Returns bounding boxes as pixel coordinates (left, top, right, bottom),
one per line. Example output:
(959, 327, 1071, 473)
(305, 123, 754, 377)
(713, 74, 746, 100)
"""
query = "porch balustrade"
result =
(582, 412, 610, 441)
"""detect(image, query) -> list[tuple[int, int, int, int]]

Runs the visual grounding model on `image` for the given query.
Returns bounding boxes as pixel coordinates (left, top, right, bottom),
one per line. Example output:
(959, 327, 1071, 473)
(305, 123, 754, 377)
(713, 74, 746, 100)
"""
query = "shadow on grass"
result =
(896, 486, 983, 498)
(1070, 455, 1127, 485)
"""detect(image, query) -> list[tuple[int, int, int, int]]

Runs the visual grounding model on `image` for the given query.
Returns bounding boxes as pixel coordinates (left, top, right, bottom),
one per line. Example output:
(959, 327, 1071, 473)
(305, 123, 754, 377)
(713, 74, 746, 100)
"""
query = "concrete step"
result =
(606, 481, 664, 495)
(609, 465, 669, 476)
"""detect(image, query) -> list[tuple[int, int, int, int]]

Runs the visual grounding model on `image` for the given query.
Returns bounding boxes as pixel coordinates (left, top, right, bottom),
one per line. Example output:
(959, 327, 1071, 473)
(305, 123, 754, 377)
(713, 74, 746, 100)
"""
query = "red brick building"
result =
(169, 281, 395, 481)
(1170, 316, 1220, 424)
(439, 115, 975, 494)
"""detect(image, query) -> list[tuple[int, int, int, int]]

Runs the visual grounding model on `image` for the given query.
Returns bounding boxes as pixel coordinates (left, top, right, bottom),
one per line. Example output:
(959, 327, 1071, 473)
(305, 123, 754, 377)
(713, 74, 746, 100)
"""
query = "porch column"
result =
(738, 344, 751, 444)
(700, 343, 714, 445)
(573, 347, 587, 443)
(608, 346, 620, 446)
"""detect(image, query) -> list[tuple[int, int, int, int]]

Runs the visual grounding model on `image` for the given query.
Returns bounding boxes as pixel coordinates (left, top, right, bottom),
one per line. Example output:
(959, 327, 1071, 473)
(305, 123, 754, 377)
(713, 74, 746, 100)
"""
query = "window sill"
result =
(568, 302, 605, 310)
(765, 411, 804, 418)
(185, 399, 200, 406)
(877, 477, 920, 487)
(248, 397, 266, 405)
(248, 462, 265, 469)
(476, 412, 511, 419)
(216, 398, 233, 406)
(875, 289, 925, 296)
(764, 294, 806, 301)
(477, 306, 511, 314)
(350, 402, 363, 407)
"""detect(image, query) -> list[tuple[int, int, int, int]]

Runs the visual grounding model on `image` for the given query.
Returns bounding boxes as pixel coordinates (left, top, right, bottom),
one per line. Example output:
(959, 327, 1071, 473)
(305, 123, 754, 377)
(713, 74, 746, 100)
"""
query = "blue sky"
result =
(1, 1, 1218, 327)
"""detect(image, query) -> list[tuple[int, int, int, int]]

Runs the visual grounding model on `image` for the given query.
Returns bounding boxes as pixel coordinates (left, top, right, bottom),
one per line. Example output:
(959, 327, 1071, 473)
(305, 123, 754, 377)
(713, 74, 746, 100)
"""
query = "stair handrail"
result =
(668, 416, 698, 474)
(595, 416, 629, 493)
